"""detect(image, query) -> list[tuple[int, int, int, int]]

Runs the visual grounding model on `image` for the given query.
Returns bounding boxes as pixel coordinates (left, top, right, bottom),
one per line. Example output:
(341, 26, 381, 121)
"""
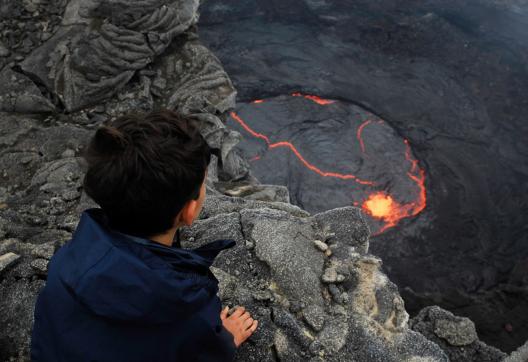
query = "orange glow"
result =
(291, 92, 336, 105)
(253, 99, 264, 104)
(230, 112, 271, 144)
(363, 192, 397, 218)
(357, 120, 372, 153)
(362, 138, 427, 235)
(230, 95, 427, 235)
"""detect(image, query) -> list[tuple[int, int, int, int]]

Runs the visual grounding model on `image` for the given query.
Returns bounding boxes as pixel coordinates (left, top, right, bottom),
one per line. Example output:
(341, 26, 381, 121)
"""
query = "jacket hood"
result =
(55, 208, 235, 324)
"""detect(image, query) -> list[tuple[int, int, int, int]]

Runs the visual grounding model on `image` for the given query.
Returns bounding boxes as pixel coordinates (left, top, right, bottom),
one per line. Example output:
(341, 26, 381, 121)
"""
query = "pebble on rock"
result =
(0, 43, 10, 57)
(303, 304, 326, 331)
(30, 258, 49, 275)
(434, 317, 478, 346)
(313, 239, 328, 252)
(0, 252, 20, 274)
(322, 267, 338, 283)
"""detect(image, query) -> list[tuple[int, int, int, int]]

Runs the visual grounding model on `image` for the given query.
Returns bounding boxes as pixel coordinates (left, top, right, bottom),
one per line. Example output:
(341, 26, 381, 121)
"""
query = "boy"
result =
(31, 110, 258, 361)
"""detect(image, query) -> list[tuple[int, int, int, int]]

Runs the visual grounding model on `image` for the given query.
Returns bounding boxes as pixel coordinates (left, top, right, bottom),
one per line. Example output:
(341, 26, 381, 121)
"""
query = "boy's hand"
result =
(220, 306, 258, 347)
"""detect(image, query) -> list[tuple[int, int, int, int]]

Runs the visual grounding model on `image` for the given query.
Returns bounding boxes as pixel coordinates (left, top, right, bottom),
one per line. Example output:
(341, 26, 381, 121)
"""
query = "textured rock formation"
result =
(504, 341, 528, 362)
(410, 306, 507, 362)
(20, 0, 200, 112)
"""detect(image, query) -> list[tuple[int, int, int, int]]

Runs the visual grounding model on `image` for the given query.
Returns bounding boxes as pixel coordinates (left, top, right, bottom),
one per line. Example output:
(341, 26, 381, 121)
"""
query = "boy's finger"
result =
(248, 320, 258, 333)
(240, 312, 251, 320)
(220, 306, 228, 320)
(231, 306, 245, 317)
(243, 318, 254, 328)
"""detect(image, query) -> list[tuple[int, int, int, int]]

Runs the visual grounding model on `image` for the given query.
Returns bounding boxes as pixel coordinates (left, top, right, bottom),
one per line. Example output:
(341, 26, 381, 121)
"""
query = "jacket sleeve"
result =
(194, 315, 237, 362)
(191, 295, 237, 362)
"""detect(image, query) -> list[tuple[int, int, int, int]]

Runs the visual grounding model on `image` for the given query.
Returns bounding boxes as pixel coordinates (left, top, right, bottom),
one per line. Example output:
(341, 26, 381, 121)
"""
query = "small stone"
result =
(0, 252, 20, 274)
(330, 304, 347, 317)
(31, 242, 56, 260)
(336, 274, 345, 283)
(309, 340, 323, 356)
(62, 190, 81, 201)
(252, 290, 273, 301)
(327, 284, 341, 303)
(61, 149, 75, 158)
(340, 292, 349, 304)
(321, 267, 338, 283)
(0, 238, 18, 255)
(0, 42, 10, 57)
(30, 258, 49, 275)
(245, 240, 254, 249)
(434, 317, 478, 346)
(303, 304, 326, 331)
(325, 249, 332, 257)
(313, 239, 328, 252)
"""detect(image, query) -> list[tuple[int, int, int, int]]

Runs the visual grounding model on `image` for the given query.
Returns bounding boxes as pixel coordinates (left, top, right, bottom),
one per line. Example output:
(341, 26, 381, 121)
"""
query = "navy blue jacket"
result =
(31, 209, 237, 362)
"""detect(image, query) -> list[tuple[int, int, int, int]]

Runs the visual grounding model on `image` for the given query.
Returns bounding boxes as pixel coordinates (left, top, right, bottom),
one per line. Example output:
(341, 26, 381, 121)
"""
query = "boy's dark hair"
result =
(83, 110, 211, 238)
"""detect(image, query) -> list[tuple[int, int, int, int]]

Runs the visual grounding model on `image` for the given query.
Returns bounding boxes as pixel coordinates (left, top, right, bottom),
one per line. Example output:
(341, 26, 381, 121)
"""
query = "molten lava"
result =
(230, 92, 427, 234)
(291, 92, 336, 105)
(363, 192, 396, 219)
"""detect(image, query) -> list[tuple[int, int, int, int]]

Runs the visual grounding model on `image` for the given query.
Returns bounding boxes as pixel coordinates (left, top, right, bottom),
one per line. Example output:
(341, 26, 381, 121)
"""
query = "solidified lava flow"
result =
(231, 93, 427, 234)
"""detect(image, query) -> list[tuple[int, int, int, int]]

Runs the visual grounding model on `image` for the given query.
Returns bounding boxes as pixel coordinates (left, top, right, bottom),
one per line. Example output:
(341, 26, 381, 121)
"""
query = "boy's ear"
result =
(180, 199, 198, 226)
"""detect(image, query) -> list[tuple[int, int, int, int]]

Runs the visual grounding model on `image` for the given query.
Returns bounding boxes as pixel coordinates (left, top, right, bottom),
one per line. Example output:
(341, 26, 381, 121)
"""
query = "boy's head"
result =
(83, 110, 211, 238)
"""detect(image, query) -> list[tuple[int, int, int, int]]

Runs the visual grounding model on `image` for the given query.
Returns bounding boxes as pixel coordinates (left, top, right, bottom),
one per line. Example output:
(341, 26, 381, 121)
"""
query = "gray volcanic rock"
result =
(0, 68, 55, 113)
(149, 35, 248, 181)
(504, 340, 528, 362)
(314, 206, 370, 255)
(20, 0, 200, 112)
(181, 199, 449, 361)
(0, 252, 20, 275)
(0, 278, 45, 361)
(216, 183, 290, 203)
(411, 306, 507, 362)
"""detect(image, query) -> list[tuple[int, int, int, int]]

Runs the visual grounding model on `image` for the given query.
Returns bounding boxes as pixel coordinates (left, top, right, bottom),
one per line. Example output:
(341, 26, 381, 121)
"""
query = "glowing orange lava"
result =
(363, 192, 397, 217)
(291, 92, 336, 105)
(231, 94, 427, 234)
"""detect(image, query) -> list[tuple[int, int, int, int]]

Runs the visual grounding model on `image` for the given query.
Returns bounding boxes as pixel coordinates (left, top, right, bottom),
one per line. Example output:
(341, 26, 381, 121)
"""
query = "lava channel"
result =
(230, 92, 427, 235)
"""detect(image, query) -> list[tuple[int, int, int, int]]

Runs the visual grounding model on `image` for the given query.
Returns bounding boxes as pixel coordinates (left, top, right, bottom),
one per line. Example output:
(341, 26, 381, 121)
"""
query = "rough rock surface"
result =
(182, 203, 448, 362)
(504, 341, 528, 362)
(410, 306, 507, 362)
(0, 0, 526, 361)
(20, 0, 200, 112)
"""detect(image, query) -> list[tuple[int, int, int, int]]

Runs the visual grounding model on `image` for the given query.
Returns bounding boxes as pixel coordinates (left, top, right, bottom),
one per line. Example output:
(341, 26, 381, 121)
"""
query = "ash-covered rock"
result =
(504, 340, 528, 362)
(0, 252, 20, 275)
(180, 200, 449, 362)
(0, 68, 55, 113)
(0, 278, 45, 362)
(0, 0, 67, 70)
(410, 306, 507, 362)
